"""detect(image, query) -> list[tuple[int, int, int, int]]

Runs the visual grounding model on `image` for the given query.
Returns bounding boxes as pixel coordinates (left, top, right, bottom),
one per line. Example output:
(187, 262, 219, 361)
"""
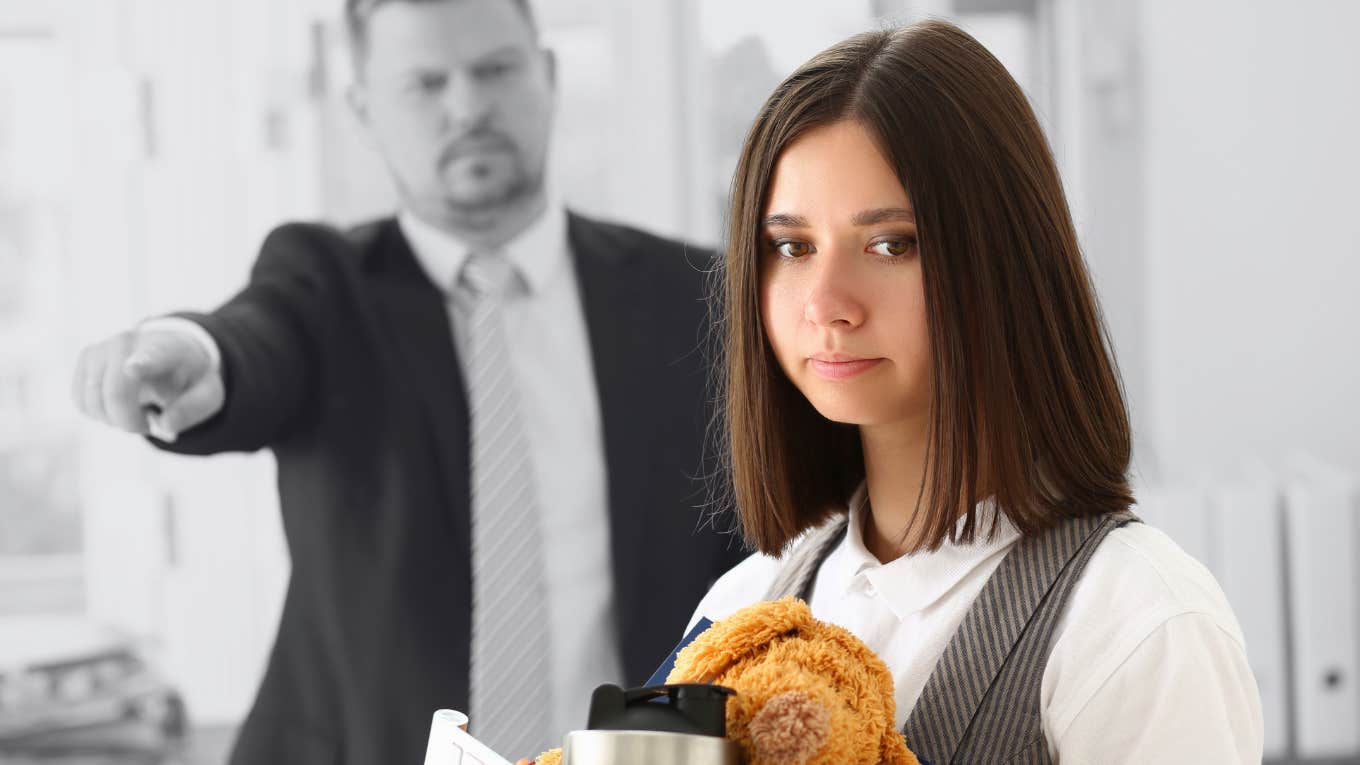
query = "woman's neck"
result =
(860, 419, 930, 563)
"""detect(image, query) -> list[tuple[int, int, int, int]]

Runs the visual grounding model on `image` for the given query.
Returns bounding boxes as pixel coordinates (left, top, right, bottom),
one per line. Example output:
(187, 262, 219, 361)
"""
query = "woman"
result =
(691, 20, 1263, 763)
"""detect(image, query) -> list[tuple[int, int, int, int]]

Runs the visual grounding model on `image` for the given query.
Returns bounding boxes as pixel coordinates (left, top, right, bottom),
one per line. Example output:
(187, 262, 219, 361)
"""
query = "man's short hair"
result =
(345, 0, 539, 68)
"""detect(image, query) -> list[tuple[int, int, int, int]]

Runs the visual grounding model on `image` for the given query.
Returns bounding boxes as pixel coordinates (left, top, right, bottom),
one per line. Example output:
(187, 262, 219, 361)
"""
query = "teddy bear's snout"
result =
(747, 690, 832, 764)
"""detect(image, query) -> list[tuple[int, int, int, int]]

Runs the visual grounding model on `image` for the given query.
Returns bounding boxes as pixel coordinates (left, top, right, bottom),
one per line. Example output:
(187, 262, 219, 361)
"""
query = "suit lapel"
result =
(365, 220, 472, 555)
(569, 213, 653, 639)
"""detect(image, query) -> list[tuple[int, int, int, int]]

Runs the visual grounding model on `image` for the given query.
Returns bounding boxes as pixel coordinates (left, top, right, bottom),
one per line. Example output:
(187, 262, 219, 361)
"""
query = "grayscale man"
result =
(71, 0, 743, 761)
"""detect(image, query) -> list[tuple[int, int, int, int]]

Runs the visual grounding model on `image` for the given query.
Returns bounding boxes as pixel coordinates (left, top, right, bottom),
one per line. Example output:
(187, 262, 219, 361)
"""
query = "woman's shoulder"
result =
(1078, 520, 1244, 630)
(685, 516, 853, 632)
(1045, 519, 1251, 719)
(684, 550, 784, 633)
(1040, 520, 1263, 759)
(1048, 520, 1248, 662)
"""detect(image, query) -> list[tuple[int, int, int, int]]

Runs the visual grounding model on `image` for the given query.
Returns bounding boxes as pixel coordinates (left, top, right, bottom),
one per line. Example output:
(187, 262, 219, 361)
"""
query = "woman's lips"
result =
(808, 357, 884, 380)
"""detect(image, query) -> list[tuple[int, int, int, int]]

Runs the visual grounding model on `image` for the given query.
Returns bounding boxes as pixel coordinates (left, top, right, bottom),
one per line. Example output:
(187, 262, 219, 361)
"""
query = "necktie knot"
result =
(458, 251, 519, 300)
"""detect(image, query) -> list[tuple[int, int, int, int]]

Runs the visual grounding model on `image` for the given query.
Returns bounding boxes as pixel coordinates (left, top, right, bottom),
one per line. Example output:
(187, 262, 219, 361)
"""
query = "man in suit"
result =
(70, 0, 743, 762)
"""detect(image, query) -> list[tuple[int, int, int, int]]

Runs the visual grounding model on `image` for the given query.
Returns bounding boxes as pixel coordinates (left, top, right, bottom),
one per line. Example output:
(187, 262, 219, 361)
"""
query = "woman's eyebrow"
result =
(762, 212, 809, 228)
(852, 207, 916, 225)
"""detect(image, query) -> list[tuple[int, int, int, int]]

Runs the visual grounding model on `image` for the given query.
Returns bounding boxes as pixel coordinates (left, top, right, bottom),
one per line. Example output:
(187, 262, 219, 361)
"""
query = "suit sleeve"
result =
(153, 223, 345, 455)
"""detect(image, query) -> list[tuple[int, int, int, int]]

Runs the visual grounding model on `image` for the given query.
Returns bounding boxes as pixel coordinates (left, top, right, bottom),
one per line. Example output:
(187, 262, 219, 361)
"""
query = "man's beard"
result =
(436, 133, 541, 220)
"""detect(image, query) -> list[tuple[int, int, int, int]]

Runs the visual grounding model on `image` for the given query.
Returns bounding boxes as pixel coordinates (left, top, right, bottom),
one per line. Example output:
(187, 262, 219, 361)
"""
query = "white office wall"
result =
(1140, 0, 1360, 482)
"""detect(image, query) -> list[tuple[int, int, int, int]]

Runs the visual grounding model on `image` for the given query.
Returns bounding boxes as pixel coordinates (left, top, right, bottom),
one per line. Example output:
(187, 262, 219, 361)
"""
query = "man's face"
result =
(350, 0, 555, 234)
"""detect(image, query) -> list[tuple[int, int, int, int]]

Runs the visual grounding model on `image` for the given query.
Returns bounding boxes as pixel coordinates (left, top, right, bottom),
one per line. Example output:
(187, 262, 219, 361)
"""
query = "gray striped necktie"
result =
(457, 252, 553, 758)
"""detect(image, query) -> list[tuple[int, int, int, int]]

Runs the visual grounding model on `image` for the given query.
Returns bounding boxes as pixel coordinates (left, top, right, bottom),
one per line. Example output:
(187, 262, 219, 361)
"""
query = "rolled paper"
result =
(423, 709, 514, 765)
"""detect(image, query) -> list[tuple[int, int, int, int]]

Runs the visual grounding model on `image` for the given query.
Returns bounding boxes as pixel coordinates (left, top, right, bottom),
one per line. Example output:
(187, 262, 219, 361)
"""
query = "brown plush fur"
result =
(667, 598, 919, 765)
(532, 598, 918, 765)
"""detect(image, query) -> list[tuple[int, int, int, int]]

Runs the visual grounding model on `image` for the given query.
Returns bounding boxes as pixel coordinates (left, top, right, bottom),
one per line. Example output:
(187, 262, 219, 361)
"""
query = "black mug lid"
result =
(585, 683, 736, 737)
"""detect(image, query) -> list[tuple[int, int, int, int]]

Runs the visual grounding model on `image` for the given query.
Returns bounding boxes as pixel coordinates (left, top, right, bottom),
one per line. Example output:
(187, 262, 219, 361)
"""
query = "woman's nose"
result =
(802, 254, 866, 329)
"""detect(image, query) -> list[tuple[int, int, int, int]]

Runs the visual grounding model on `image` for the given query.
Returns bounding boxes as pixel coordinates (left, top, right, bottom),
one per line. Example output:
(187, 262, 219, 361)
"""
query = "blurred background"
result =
(0, 0, 1356, 762)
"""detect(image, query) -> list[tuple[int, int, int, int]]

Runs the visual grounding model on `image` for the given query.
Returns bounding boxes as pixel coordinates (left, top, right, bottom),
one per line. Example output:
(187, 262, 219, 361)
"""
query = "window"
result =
(0, 23, 85, 617)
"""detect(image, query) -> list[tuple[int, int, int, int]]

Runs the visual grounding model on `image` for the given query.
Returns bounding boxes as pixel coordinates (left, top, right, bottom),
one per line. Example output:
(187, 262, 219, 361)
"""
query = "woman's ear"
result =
(667, 598, 816, 683)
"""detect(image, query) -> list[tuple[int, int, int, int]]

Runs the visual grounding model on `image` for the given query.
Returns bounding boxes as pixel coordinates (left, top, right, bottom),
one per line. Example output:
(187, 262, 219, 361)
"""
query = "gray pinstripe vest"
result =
(763, 509, 1139, 765)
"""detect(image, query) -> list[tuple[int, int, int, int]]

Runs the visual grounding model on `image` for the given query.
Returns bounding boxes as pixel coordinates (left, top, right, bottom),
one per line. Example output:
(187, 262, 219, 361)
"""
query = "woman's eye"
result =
(774, 241, 813, 259)
(869, 238, 917, 258)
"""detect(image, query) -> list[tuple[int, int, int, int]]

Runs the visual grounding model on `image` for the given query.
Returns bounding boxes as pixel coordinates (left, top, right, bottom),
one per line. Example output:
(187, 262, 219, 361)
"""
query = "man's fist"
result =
(72, 327, 224, 441)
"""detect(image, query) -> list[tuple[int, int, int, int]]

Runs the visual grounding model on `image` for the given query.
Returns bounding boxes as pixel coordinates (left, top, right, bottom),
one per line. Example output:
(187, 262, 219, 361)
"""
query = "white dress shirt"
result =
(147, 198, 621, 742)
(688, 484, 1265, 763)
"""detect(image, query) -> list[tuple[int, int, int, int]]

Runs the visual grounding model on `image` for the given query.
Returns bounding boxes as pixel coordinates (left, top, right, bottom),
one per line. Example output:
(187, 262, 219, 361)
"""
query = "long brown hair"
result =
(712, 20, 1133, 556)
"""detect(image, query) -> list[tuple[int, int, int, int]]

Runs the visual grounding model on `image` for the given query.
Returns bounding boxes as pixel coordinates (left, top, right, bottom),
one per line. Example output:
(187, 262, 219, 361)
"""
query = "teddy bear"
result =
(530, 597, 919, 765)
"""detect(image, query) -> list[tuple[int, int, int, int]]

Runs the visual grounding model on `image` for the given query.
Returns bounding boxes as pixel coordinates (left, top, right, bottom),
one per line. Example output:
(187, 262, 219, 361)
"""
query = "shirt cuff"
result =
(137, 316, 222, 376)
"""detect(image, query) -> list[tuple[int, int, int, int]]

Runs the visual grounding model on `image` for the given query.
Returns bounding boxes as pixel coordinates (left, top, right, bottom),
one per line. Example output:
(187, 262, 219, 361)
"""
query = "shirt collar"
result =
(397, 190, 568, 298)
(821, 481, 1022, 621)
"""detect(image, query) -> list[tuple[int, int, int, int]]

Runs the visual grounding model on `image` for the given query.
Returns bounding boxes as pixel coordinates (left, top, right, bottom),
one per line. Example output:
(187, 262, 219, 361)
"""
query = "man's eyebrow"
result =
(474, 45, 526, 62)
(762, 213, 809, 228)
(851, 207, 916, 225)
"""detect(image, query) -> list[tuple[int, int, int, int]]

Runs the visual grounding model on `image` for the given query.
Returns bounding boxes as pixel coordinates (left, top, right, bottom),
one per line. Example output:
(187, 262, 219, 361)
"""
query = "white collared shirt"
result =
(688, 484, 1265, 763)
(148, 200, 620, 742)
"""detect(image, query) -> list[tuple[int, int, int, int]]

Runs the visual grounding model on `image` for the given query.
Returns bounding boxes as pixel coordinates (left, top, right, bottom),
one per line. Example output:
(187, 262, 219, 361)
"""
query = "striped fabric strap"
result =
(761, 515, 850, 602)
(905, 510, 1139, 764)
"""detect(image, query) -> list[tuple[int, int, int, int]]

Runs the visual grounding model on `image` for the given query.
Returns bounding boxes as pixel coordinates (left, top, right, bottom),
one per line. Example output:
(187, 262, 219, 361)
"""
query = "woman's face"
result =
(760, 119, 931, 430)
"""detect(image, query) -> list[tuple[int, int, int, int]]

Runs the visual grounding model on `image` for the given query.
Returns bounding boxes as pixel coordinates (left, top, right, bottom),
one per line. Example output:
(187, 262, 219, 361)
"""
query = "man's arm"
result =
(133, 317, 221, 441)
(73, 223, 340, 454)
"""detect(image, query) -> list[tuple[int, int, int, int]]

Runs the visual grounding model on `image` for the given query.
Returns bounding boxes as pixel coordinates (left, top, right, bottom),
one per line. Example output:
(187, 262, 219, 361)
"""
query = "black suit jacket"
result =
(159, 212, 745, 764)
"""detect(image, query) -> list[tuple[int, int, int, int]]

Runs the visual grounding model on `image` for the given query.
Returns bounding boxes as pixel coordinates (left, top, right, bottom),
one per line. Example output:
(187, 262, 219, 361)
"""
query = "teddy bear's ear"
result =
(667, 597, 816, 684)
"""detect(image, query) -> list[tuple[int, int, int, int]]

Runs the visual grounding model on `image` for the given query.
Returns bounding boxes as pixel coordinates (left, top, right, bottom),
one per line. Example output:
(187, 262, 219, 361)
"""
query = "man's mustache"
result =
(438, 131, 518, 167)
